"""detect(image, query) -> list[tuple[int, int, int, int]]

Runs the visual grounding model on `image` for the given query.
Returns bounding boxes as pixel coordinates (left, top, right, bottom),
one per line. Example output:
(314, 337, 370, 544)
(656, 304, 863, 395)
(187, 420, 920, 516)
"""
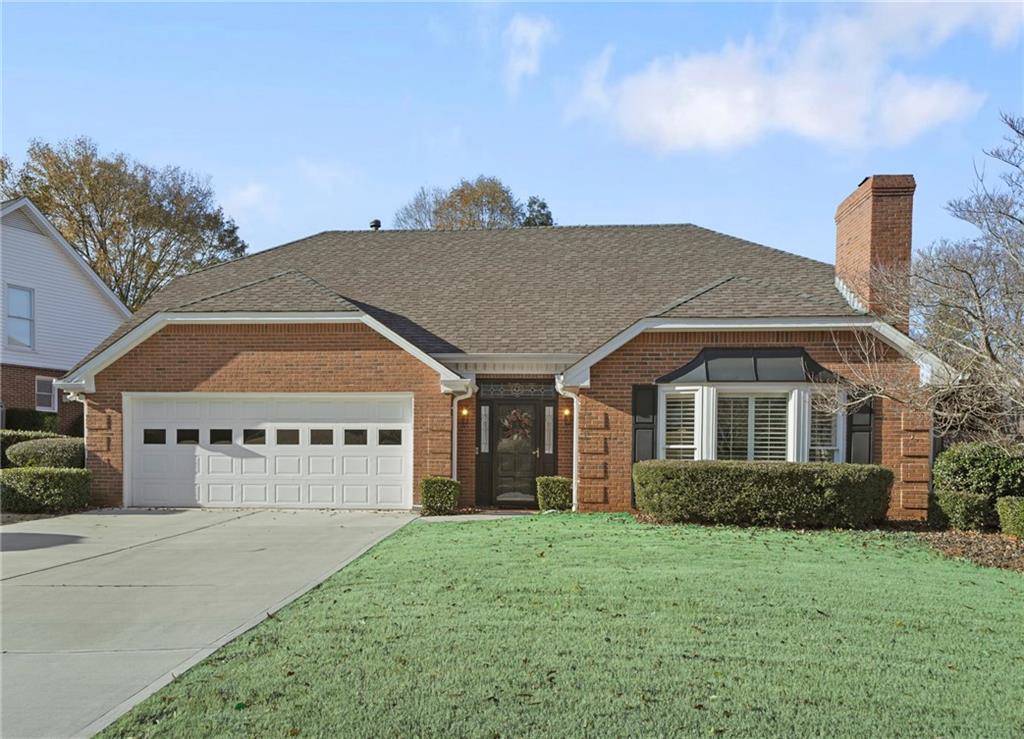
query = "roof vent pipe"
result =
(369, 219, 381, 231)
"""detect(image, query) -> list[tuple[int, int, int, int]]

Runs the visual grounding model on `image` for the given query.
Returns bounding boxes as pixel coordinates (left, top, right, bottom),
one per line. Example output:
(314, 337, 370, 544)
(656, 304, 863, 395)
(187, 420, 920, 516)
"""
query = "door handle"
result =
(533, 448, 540, 458)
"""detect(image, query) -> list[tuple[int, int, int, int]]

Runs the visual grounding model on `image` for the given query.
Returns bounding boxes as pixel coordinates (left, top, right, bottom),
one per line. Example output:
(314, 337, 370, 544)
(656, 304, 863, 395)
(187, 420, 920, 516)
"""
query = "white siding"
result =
(1, 212, 126, 370)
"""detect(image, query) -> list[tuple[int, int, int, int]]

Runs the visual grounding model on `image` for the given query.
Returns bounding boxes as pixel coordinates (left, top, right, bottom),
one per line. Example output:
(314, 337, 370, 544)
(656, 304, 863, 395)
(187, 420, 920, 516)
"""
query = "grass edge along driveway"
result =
(102, 514, 1023, 738)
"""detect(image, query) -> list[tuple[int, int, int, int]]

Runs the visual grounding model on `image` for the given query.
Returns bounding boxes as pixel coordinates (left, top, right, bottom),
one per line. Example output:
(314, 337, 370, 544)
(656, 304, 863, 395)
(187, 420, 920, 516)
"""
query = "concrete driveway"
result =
(1, 508, 413, 738)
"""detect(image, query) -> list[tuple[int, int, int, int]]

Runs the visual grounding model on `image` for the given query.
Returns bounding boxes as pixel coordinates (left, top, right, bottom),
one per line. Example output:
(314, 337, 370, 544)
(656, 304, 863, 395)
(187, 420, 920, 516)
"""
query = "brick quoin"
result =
(84, 323, 452, 507)
(576, 330, 930, 521)
(1, 363, 82, 434)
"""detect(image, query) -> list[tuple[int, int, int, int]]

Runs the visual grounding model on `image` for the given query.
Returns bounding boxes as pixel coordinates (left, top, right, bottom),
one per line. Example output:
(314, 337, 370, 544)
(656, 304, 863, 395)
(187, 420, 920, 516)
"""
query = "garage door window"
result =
(177, 429, 199, 445)
(243, 429, 266, 445)
(344, 429, 367, 445)
(210, 429, 233, 445)
(379, 429, 402, 445)
(277, 429, 300, 445)
(143, 429, 166, 444)
(310, 429, 334, 445)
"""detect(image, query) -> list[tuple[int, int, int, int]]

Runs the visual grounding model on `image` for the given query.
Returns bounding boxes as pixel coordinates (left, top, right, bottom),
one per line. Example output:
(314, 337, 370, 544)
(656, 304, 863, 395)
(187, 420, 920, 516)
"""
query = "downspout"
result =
(449, 381, 476, 481)
(555, 376, 581, 512)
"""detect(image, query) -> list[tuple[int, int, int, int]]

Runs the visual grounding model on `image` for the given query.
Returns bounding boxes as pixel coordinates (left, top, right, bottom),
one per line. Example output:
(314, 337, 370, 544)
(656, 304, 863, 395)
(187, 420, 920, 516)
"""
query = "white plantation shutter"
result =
(752, 397, 788, 461)
(716, 396, 750, 460)
(664, 394, 696, 459)
(809, 400, 838, 462)
(716, 395, 789, 461)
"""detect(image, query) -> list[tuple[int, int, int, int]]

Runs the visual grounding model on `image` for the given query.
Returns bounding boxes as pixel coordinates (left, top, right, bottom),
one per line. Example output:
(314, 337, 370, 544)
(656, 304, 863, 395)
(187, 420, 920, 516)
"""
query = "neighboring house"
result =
(58, 175, 941, 519)
(1, 198, 131, 433)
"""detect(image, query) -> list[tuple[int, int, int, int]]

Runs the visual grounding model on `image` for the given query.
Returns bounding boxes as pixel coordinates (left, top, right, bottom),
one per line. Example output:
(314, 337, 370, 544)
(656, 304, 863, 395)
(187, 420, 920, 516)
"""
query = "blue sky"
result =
(3, 2, 1021, 263)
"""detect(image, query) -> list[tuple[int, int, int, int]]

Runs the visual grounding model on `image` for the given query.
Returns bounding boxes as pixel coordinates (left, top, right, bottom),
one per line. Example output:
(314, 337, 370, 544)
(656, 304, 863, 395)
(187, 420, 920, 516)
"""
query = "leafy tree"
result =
(392, 175, 554, 230)
(522, 196, 554, 227)
(1, 137, 247, 310)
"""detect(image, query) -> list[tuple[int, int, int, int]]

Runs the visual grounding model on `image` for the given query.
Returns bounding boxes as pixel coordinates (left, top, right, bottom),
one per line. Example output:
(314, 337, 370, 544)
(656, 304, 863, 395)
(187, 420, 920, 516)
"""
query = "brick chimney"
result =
(834, 174, 915, 332)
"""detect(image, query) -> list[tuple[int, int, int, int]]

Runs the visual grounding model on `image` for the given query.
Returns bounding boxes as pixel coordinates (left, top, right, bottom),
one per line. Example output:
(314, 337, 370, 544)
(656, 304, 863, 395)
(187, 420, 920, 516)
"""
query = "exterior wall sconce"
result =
(562, 407, 572, 417)
(460, 407, 470, 417)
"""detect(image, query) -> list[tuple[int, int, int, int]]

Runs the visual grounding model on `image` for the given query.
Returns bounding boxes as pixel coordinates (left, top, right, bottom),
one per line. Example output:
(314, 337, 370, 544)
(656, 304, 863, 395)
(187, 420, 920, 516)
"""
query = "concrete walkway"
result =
(1, 508, 413, 738)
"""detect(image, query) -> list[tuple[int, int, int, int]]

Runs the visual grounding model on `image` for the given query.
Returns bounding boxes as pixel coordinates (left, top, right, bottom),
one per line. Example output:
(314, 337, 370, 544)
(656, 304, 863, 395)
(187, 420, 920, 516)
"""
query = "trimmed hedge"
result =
(7, 437, 85, 469)
(932, 443, 1024, 530)
(933, 489, 997, 530)
(996, 497, 1024, 538)
(536, 476, 572, 511)
(420, 476, 461, 515)
(634, 461, 893, 529)
(0, 467, 91, 513)
(1, 429, 62, 466)
(4, 407, 62, 433)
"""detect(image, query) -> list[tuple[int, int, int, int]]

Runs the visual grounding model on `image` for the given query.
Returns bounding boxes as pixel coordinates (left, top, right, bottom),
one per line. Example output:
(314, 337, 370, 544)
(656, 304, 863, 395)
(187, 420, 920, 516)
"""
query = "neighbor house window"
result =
(35, 376, 56, 412)
(663, 394, 697, 460)
(809, 398, 839, 462)
(716, 395, 788, 461)
(6, 285, 34, 348)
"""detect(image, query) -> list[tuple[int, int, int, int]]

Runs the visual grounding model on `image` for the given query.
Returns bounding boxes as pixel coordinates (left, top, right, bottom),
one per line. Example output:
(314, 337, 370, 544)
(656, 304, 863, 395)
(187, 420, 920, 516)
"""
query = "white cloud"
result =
(224, 181, 279, 220)
(503, 14, 555, 95)
(569, 3, 1018, 152)
(295, 158, 354, 194)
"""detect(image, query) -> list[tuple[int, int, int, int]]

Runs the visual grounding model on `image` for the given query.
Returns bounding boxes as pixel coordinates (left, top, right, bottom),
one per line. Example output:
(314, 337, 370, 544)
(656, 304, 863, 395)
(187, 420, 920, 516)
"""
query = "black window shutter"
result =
(632, 386, 657, 463)
(846, 397, 874, 464)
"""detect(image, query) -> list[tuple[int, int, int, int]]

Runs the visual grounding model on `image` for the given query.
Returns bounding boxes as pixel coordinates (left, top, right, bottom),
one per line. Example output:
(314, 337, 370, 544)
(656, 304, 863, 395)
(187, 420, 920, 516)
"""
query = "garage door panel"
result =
(377, 484, 403, 505)
(207, 483, 235, 503)
(309, 484, 336, 504)
(241, 483, 268, 503)
(129, 395, 413, 509)
(241, 456, 267, 475)
(375, 456, 403, 475)
(274, 484, 301, 504)
(309, 456, 335, 475)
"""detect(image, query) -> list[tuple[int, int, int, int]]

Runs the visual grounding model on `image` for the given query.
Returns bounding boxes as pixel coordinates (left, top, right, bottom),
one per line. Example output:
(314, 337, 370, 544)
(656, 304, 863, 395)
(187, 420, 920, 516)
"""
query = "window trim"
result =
(6, 284, 35, 349)
(657, 383, 846, 464)
(34, 375, 57, 412)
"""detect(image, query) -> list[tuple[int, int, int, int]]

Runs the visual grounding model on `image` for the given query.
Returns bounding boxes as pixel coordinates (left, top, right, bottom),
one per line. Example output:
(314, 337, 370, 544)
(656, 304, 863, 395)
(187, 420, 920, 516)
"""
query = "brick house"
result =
(58, 175, 942, 519)
(1, 198, 131, 434)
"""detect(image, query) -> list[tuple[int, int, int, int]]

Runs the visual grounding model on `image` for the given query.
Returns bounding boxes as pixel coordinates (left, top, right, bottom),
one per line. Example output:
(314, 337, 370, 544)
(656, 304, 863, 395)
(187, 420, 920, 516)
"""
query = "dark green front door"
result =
(493, 401, 539, 507)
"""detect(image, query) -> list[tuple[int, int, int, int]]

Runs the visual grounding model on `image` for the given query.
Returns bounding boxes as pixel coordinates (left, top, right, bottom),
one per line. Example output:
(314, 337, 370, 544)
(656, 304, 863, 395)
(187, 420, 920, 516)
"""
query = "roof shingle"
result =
(70, 224, 860, 372)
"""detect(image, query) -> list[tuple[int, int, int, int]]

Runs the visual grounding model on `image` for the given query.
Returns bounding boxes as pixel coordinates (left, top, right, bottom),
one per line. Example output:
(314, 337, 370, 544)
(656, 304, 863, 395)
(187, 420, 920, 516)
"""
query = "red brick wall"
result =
(835, 175, 915, 332)
(576, 330, 929, 520)
(84, 323, 452, 507)
(1, 363, 82, 434)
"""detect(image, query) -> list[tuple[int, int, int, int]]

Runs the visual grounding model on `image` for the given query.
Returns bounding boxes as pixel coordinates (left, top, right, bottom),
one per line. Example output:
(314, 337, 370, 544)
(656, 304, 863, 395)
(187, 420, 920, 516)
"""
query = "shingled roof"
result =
(70, 224, 861, 371)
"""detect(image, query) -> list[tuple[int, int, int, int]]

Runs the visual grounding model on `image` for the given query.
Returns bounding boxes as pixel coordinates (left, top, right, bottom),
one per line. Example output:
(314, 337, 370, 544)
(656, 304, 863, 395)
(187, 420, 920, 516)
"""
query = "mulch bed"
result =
(913, 529, 1024, 573)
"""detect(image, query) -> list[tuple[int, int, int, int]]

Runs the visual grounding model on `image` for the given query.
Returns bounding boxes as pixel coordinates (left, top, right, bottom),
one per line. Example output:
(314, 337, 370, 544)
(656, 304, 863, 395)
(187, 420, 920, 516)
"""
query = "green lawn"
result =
(103, 515, 1023, 738)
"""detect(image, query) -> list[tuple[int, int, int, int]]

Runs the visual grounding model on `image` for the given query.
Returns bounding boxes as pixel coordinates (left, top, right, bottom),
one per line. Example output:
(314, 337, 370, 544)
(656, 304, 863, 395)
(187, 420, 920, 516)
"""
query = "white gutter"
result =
(448, 378, 477, 482)
(555, 376, 581, 512)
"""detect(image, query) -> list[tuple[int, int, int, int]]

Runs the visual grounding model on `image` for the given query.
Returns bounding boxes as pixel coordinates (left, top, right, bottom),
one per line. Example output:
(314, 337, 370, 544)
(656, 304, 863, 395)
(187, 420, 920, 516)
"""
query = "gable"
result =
(1, 208, 43, 234)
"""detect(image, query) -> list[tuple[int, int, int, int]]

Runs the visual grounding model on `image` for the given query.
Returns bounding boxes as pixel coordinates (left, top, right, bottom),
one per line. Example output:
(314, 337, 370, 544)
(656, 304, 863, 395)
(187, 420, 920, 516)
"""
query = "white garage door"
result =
(126, 394, 413, 509)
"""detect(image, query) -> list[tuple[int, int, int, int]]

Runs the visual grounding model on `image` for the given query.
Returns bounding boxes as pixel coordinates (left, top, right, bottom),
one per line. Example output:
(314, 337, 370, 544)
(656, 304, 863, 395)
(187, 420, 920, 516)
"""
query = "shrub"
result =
(1, 429, 62, 466)
(932, 443, 1024, 530)
(7, 437, 85, 469)
(420, 476, 461, 515)
(933, 489, 997, 530)
(0, 467, 91, 513)
(996, 497, 1024, 538)
(633, 461, 893, 529)
(536, 476, 572, 511)
(933, 443, 1024, 499)
(4, 407, 62, 433)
